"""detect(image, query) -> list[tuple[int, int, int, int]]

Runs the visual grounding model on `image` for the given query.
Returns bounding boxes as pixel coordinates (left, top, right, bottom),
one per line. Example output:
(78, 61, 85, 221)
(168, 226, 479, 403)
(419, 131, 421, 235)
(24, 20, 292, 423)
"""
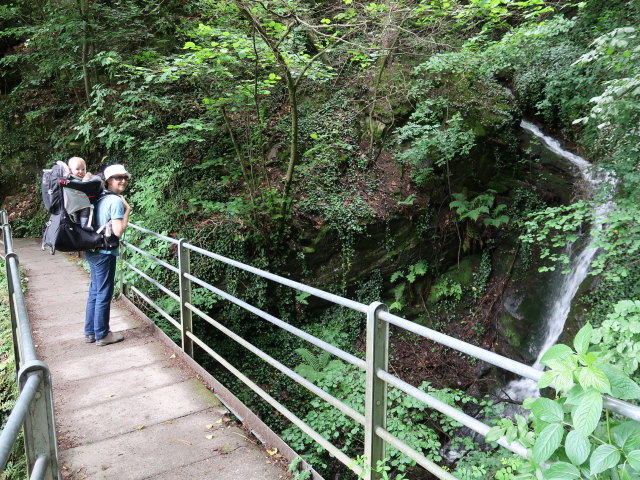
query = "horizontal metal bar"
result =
(184, 242, 369, 313)
(184, 273, 366, 369)
(186, 302, 365, 426)
(379, 311, 640, 421)
(7, 257, 37, 364)
(0, 373, 41, 470)
(186, 331, 363, 476)
(29, 454, 48, 480)
(129, 286, 181, 331)
(127, 223, 180, 244)
(602, 396, 640, 422)
(124, 261, 180, 303)
(377, 370, 530, 459)
(374, 427, 458, 480)
(122, 242, 179, 274)
(380, 311, 542, 381)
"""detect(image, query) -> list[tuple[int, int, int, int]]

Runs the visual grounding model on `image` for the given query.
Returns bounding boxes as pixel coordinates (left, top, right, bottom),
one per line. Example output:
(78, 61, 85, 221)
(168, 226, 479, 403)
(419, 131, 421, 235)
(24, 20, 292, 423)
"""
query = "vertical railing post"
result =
(178, 239, 193, 358)
(19, 363, 60, 480)
(364, 301, 388, 480)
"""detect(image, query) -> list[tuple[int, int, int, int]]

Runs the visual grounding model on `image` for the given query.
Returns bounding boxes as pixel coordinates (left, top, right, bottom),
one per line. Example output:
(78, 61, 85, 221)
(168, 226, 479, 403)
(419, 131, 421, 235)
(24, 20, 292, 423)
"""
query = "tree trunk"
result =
(236, 2, 299, 212)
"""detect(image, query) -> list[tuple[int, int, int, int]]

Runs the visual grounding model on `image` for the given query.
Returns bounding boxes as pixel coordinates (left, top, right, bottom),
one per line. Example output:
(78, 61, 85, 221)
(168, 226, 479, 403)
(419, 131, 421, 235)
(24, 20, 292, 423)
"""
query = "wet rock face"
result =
(301, 214, 432, 289)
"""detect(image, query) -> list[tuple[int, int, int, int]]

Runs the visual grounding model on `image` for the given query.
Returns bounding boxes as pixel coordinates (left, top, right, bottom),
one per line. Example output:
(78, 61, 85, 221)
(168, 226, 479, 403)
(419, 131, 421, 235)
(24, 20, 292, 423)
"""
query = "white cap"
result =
(103, 164, 131, 181)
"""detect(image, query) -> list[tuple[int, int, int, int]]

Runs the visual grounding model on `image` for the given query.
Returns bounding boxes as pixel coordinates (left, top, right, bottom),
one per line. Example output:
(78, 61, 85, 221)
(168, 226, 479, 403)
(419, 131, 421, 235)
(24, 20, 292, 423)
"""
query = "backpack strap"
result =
(95, 221, 113, 237)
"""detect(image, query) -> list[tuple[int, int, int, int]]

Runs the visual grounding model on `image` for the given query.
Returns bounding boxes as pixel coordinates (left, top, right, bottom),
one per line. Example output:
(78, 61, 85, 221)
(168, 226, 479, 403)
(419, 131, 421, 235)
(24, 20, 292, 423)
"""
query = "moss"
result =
(500, 312, 523, 349)
(187, 377, 224, 408)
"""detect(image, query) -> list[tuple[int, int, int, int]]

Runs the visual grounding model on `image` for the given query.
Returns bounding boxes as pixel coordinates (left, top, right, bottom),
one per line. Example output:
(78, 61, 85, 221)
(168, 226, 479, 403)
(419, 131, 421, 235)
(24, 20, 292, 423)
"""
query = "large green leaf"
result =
(542, 357, 577, 392)
(538, 370, 555, 389)
(577, 351, 598, 367)
(485, 426, 505, 443)
(533, 423, 564, 464)
(564, 385, 587, 406)
(611, 421, 640, 452)
(573, 323, 592, 355)
(599, 365, 640, 400)
(571, 389, 602, 436)
(627, 450, 640, 471)
(540, 344, 573, 365)
(590, 444, 621, 475)
(531, 398, 564, 423)
(543, 462, 580, 480)
(577, 366, 611, 394)
(564, 430, 590, 466)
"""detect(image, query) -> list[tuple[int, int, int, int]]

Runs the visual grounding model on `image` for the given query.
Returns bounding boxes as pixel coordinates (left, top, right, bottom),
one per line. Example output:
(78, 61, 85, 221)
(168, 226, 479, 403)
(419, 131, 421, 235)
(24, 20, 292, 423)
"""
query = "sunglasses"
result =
(111, 175, 130, 181)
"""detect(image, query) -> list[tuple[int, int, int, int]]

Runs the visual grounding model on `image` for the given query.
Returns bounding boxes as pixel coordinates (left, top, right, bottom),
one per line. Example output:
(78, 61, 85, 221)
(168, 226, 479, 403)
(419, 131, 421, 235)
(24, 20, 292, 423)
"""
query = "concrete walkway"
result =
(13, 238, 288, 480)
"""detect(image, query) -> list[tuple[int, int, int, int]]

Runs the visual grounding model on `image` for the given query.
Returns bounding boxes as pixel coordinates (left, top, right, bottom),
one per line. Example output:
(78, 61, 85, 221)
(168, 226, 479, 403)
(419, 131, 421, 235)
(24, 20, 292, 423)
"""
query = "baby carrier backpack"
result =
(41, 163, 119, 254)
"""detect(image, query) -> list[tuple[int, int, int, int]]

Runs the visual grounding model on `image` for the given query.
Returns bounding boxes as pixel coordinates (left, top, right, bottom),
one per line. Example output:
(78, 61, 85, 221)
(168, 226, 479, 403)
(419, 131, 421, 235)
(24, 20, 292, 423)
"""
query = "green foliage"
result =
(521, 197, 640, 280)
(282, 359, 493, 477)
(487, 323, 640, 480)
(450, 190, 509, 227)
(295, 91, 371, 270)
(398, 106, 475, 186)
(4, 3, 640, 479)
(453, 451, 524, 480)
(389, 261, 429, 312)
(480, 15, 594, 126)
(294, 348, 342, 383)
(591, 300, 640, 376)
(352, 456, 407, 480)
(520, 200, 590, 273)
(429, 277, 463, 304)
(288, 456, 312, 480)
(471, 249, 492, 299)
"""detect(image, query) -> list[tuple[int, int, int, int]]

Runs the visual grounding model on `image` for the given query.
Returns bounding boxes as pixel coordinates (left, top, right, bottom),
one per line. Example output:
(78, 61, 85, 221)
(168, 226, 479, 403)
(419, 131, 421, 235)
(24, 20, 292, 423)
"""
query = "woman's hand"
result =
(119, 195, 131, 213)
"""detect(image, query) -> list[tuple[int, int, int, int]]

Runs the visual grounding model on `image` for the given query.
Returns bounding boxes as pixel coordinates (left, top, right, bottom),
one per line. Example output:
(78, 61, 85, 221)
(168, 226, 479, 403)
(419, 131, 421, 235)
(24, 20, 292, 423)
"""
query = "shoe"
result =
(96, 331, 124, 346)
(84, 334, 95, 343)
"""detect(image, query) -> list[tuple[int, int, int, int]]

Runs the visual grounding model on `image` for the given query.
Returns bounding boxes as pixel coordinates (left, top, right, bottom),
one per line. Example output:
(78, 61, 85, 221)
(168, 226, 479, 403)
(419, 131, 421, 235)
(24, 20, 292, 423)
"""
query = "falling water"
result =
(503, 121, 613, 402)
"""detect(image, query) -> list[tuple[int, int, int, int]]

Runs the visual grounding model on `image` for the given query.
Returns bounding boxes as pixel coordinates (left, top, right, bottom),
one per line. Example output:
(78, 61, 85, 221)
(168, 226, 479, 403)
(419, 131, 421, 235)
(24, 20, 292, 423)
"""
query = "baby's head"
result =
(68, 157, 87, 178)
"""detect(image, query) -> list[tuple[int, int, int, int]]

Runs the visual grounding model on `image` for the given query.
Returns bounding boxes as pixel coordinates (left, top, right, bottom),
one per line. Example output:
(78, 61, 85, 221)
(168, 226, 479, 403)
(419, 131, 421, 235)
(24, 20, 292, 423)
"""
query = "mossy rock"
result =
(500, 311, 524, 350)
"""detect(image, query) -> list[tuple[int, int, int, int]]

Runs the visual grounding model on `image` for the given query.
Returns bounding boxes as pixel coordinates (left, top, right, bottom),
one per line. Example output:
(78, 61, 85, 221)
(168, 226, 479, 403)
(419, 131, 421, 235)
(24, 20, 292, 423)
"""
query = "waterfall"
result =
(502, 121, 613, 402)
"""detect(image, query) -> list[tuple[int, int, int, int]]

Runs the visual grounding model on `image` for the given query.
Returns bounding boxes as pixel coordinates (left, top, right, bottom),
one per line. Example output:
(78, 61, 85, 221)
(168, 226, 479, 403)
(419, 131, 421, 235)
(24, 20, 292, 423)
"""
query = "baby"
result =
(68, 156, 92, 180)
(64, 156, 100, 229)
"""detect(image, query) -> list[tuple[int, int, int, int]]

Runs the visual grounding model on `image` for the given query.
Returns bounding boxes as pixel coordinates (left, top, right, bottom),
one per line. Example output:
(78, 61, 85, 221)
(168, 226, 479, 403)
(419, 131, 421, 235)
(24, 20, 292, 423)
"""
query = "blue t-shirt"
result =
(96, 192, 125, 255)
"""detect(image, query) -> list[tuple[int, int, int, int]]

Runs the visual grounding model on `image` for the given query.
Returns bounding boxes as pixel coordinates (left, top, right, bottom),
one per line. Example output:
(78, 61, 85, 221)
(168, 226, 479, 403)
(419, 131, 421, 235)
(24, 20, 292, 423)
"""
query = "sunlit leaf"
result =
(533, 423, 564, 464)
(565, 430, 590, 465)
(571, 389, 602, 436)
(590, 444, 621, 475)
(543, 462, 580, 480)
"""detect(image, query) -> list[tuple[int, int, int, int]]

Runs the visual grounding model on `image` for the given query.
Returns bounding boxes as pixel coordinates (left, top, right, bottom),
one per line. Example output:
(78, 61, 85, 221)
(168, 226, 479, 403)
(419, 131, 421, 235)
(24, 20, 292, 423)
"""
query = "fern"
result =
(294, 348, 333, 382)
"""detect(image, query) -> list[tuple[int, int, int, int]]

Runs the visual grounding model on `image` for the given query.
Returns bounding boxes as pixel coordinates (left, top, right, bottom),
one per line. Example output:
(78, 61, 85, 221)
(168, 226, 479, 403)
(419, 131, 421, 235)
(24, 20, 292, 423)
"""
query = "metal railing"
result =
(121, 222, 640, 480)
(0, 211, 60, 480)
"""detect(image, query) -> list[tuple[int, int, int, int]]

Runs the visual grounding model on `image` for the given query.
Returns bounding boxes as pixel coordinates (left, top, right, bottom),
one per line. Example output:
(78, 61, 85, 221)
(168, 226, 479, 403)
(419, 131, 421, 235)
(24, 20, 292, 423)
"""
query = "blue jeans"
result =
(85, 251, 117, 340)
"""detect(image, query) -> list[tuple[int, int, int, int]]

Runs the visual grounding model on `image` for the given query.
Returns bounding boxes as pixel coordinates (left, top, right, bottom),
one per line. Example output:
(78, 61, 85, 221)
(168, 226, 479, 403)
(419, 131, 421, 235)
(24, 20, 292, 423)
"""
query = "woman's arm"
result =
(111, 196, 131, 238)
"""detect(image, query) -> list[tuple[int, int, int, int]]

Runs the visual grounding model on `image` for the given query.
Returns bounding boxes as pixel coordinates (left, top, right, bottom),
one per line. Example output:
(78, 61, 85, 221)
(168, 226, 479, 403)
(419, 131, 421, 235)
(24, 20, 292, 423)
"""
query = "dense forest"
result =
(1, 0, 639, 479)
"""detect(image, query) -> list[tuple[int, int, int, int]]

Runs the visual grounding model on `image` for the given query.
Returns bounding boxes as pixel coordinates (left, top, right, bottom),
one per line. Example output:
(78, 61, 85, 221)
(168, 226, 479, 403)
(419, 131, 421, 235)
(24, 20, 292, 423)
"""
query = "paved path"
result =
(14, 238, 288, 480)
